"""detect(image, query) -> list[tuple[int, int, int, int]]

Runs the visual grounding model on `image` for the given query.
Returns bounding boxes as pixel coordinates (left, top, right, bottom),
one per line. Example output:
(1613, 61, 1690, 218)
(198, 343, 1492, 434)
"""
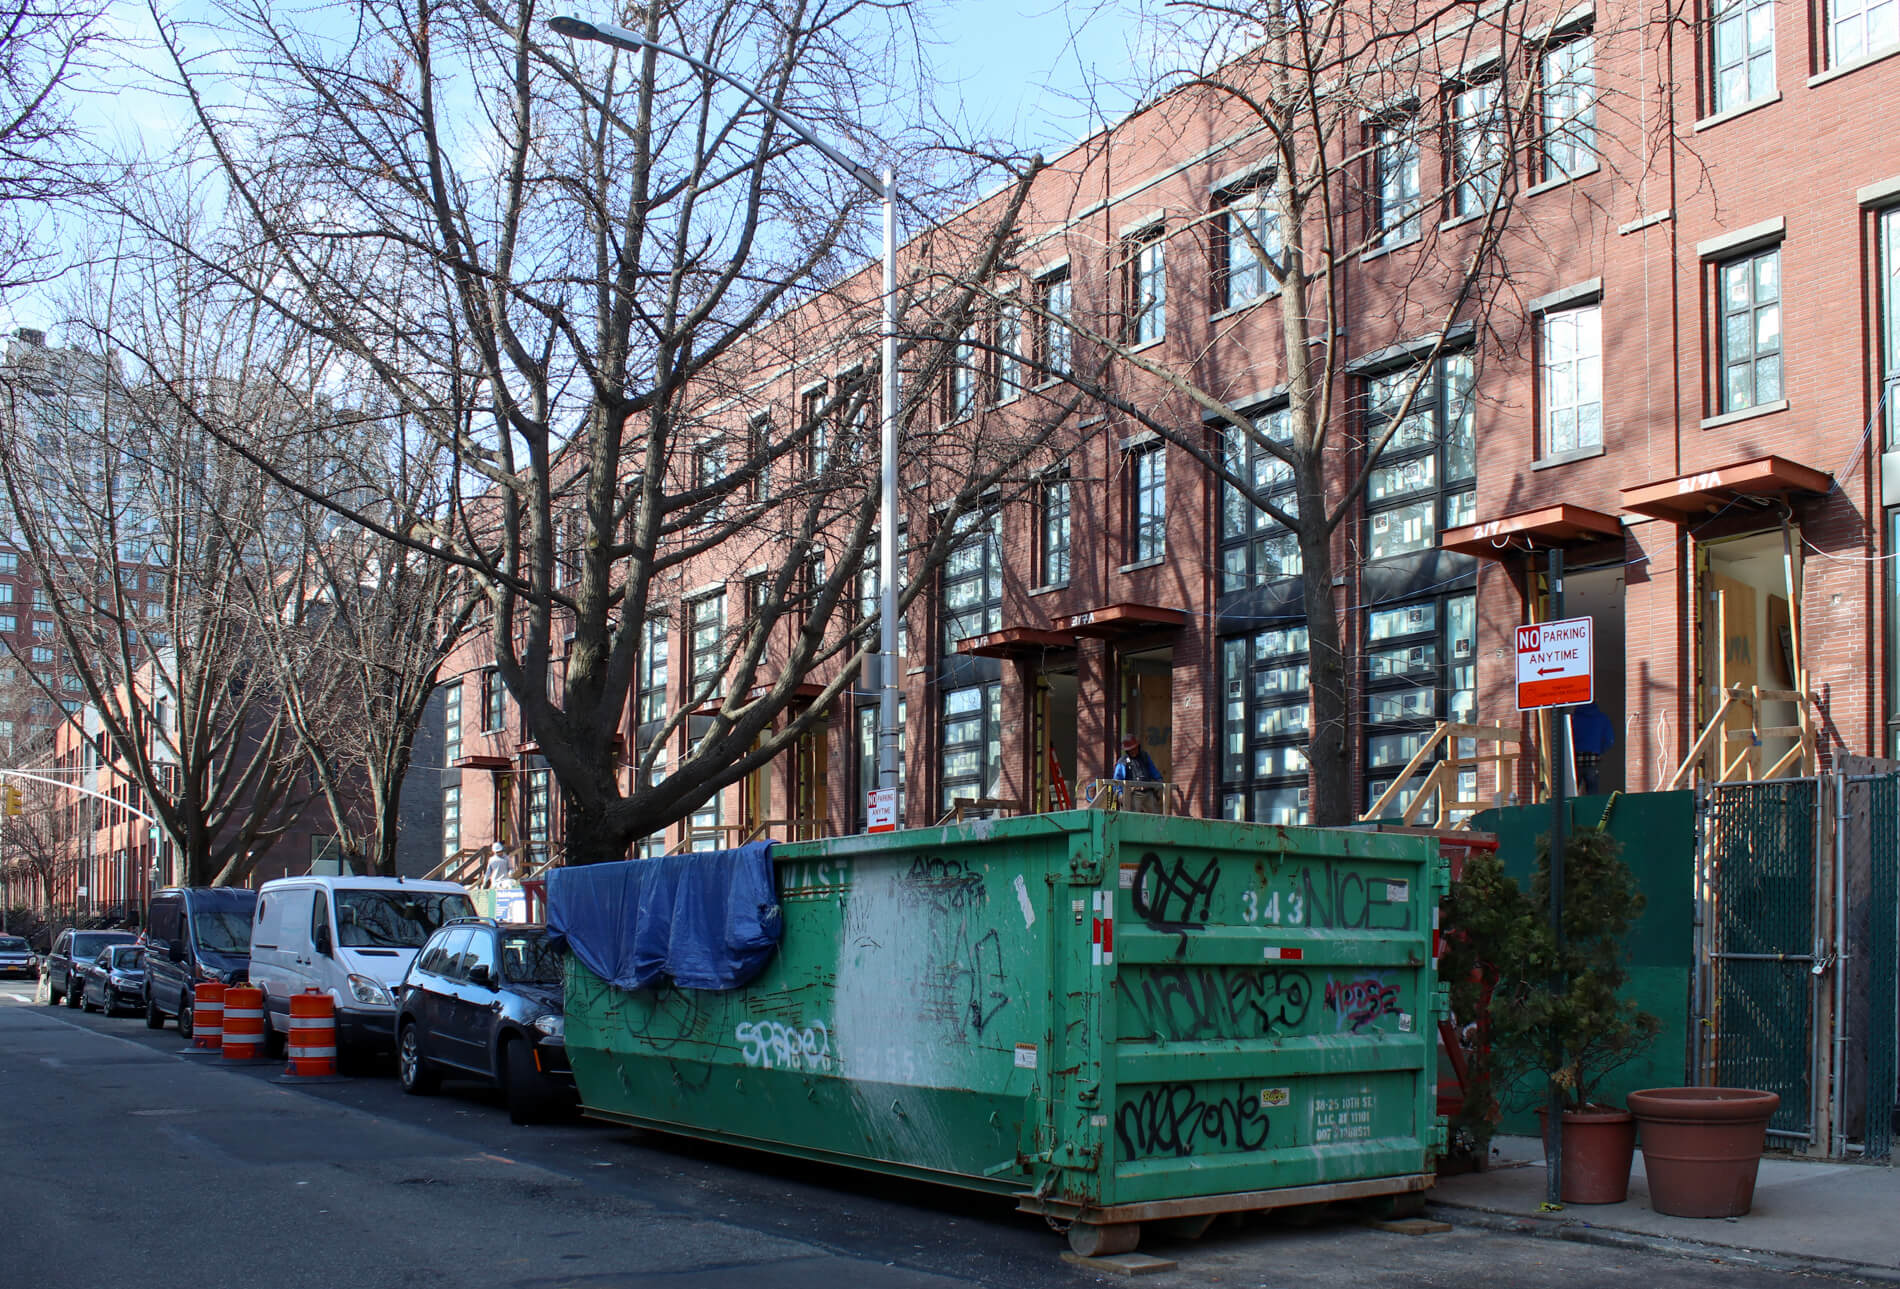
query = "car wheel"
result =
(398, 1023, 439, 1095)
(78, 985, 94, 1013)
(45, 977, 60, 1006)
(503, 1037, 555, 1125)
(145, 991, 165, 1030)
(177, 992, 194, 1040)
(66, 979, 84, 1009)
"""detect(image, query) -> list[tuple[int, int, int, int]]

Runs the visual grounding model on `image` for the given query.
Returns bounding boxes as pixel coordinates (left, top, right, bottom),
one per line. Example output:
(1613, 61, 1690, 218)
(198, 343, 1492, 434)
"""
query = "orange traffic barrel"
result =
(284, 990, 337, 1078)
(220, 985, 265, 1061)
(192, 982, 226, 1051)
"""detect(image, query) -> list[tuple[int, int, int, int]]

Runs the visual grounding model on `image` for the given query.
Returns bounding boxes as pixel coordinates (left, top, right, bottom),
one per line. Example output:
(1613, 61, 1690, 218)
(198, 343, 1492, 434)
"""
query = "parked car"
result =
(142, 886, 259, 1036)
(250, 876, 476, 1060)
(79, 945, 147, 1016)
(0, 934, 35, 978)
(43, 929, 139, 1007)
(396, 918, 573, 1123)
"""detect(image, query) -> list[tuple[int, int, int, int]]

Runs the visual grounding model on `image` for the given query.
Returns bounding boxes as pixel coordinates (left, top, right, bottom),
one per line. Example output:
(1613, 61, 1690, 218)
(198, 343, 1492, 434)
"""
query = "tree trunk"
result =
(562, 788, 633, 867)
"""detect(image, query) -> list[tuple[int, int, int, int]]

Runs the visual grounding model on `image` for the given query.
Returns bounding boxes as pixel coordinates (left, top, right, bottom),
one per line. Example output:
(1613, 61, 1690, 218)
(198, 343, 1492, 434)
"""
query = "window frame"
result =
(688, 591, 725, 700)
(1538, 300, 1604, 457)
(1539, 31, 1598, 183)
(1033, 266, 1073, 380)
(940, 508, 1002, 655)
(1123, 225, 1167, 346)
(1218, 407, 1301, 592)
(1711, 0, 1776, 114)
(1372, 111, 1423, 246)
(480, 667, 506, 733)
(1127, 440, 1167, 563)
(1829, 0, 1900, 65)
(1037, 468, 1072, 589)
(1216, 175, 1281, 310)
(1713, 243, 1784, 415)
(1448, 73, 1505, 220)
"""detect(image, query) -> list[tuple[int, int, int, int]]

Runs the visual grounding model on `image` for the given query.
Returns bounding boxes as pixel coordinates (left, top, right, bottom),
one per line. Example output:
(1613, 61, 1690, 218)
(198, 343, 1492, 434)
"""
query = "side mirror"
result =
(168, 940, 185, 964)
(467, 964, 495, 990)
(315, 925, 333, 957)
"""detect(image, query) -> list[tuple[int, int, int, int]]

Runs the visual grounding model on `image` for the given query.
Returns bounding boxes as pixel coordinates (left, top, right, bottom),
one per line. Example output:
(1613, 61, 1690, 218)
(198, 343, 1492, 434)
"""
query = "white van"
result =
(251, 876, 476, 1058)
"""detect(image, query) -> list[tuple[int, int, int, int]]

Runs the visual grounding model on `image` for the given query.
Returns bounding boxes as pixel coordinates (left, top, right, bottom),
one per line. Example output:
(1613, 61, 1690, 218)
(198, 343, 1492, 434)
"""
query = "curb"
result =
(1428, 1200, 1900, 1284)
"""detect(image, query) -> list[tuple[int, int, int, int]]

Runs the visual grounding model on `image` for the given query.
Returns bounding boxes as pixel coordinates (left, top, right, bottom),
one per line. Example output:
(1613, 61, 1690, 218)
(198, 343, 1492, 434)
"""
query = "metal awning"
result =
(454, 754, 512, 771)
(1052, 602, 1188, 637)
(1621, 454, 1833, 521)
(1440, 503, 1623, 559)
(746, 680, 826, 702)
(956, 627, 1076, 658)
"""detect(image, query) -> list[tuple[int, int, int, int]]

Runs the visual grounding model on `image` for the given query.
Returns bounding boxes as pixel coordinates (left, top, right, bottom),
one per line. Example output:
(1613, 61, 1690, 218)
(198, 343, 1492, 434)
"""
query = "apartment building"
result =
(440, 0, 1900, 861)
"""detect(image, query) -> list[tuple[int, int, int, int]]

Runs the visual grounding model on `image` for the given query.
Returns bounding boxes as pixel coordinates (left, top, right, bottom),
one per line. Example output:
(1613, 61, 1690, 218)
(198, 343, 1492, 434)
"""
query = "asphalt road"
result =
(0, 986, 1863, 1288)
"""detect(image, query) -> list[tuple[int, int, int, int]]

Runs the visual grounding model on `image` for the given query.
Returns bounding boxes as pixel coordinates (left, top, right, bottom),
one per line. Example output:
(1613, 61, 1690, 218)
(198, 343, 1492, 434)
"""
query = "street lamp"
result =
(549, 16, 906, 821)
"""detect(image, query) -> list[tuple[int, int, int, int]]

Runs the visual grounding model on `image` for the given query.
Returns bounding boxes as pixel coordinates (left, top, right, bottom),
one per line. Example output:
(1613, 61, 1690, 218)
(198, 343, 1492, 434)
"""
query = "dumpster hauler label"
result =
(1118, 863, 1139, 889)
(1014, 1043, 1038, 1070)
(1260, 1087, 1290, 1109)
(1398, 1012, 1414, 1033)
(1090, 891, 1115, 966)
(1313, 1093, 1377, 1143)
(1013, 874, 1036, 929)
(1381, 880, 1409, 903)
(1262, 946, 1304, 961)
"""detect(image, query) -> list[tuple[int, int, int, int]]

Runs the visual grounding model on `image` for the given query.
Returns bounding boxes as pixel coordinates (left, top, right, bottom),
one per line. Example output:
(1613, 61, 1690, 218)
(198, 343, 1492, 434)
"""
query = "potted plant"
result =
(1450, 828, 1659, 1204)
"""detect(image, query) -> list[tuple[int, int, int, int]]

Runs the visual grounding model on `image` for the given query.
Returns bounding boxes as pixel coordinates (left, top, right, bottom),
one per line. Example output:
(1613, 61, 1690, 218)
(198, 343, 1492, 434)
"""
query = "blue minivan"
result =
(143, 886, 258, 1038)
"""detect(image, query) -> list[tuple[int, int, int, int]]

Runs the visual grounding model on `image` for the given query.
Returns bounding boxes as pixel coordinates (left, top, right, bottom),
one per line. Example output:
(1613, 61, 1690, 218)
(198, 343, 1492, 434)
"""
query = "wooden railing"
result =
(1359, 721, 1522, 829)
(1078, 779, 1179, 815)
(1666, 681, 1817, 788)
(933, 797, 1024, 825)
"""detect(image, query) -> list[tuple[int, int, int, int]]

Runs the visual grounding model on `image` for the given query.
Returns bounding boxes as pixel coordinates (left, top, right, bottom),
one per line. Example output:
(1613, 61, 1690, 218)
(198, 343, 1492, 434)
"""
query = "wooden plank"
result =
(1727, 725, 1806, 740)
(1361, 725, 1448, 821)
(1443, 723, 1524, 743)
(1668, 691, 1738, 789)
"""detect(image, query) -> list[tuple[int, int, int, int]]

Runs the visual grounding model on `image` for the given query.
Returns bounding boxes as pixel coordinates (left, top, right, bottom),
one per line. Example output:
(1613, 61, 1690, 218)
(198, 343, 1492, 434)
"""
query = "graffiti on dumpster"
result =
(1119, 965, 1313, 1041)
(1115, 1082, 1271, 1159)
(896, 856, 987, 912)
(916, 924, 1010, 1037)
(734, 1018, 834, 1072)
(1292, 860, 1414, 931)
(1323, 976, 1401, 1033)
(1129, 852, 1221, 926)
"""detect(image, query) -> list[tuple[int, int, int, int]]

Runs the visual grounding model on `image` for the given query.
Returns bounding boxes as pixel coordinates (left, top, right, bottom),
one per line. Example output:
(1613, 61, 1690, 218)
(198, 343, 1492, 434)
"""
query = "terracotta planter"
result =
(1628, 1087, 1781, 1218)
(1538, 1105, 1638, 1204)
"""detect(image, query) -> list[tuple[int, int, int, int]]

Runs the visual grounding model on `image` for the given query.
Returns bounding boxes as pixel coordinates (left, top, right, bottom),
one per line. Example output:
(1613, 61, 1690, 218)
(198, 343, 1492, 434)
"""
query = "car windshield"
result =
(335, 890, 476, 948)
(499, 930, 563, 984)
(0, 936, 26, 951)
(110, 947, 144, 971)
(73, 933, 133, 958)
(193, 910, 253, 955)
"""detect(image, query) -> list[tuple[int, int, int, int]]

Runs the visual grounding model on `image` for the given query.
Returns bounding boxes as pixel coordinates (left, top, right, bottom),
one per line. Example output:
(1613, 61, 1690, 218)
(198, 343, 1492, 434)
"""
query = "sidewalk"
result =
(1430, 1134, 1900, 1280)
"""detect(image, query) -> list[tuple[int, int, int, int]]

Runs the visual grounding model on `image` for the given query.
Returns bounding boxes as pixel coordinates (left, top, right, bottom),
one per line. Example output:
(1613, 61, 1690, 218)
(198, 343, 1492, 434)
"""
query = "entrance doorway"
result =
(1698, 530, 1804, 779)
(1033, 670, 1079, 810)
(1120, 647, 1174, 781)
(1565, 563, 1628, 794)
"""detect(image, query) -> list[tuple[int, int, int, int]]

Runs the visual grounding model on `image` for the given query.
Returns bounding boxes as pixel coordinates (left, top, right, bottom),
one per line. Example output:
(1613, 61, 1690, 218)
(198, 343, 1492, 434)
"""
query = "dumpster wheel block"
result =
(1068, 1221, 1141, 1258)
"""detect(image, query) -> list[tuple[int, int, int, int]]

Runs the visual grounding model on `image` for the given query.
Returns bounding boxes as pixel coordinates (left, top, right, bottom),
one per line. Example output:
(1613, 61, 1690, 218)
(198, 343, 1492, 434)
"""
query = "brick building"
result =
(440, 1, 1900, 860)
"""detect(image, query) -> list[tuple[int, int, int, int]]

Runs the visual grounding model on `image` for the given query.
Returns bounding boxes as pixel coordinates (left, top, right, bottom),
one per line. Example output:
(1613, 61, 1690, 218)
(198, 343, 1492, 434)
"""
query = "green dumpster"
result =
(564, 811, 1446, 1253)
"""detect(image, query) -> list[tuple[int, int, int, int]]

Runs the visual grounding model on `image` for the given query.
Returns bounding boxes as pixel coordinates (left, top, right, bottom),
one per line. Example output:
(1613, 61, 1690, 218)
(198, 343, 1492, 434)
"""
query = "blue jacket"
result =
(1114, 749, 1160, 782)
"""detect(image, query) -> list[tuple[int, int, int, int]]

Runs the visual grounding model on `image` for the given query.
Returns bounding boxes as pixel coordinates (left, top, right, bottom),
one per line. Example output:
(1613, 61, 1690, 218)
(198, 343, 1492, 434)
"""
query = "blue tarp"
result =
(546, 842, 782, 991)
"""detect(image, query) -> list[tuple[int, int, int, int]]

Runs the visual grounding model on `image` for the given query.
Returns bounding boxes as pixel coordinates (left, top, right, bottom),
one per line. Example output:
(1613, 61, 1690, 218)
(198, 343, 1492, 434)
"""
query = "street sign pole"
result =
(1545, 548, 1568, 1207)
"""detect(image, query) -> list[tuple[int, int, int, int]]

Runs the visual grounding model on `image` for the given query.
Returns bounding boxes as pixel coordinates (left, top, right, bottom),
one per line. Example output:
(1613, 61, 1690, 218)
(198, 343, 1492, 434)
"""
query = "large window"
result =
(802, 385, 831, 476)
(442, 785, 460, 860)
(1541, 303, 1603, 456)
(940, 680, 1002, 813)
(1219, 626, 1311, 825)
(1884, 208, 1900, 448)
(1831, 0, 1898, 63)
(1129, 441, 1167, 562)
(1540, 34, 1597, 181)
(1449, 77, 1504, 219)
(1712, 0, 1775, 113)
(1363, 594, 1479, 821)
(1364, 354, 1476, 560)
(1038, 469, 1072, 588)
(1035, 267, 1072, 378)
(1717, 246, 1782, 414)
(441, 681, 462, 765)
(1373, 115, 1422, 244)
(747, 412, 772, 503)
(1218, 178, 1280, 309)
(689, 592, 724, 697)
(941, 510, 1002, 653)
(1220, 408, 1300, 592)
(1124, 226, 1166, 345)
(637, 616, 669, 725)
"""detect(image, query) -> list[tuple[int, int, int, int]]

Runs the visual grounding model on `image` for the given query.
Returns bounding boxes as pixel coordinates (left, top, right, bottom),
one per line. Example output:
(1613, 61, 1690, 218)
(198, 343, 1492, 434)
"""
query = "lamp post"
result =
(549, 16, 905, 817)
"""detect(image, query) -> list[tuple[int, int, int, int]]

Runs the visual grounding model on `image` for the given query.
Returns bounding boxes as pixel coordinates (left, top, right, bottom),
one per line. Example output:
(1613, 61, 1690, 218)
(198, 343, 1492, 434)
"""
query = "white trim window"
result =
(1218, 179, 1281, 308)
(1450, 77, 1504, 219)
(1541, 303, 1604, 455)
(1540, 35, 1598, 181)
(1373, 115, 1422, 244)
(1831, 0, 1898, 65)
(1713, 0, 1776, 112)
(1125, 227, 1166, 345)
(1717, 246, 1782, 413)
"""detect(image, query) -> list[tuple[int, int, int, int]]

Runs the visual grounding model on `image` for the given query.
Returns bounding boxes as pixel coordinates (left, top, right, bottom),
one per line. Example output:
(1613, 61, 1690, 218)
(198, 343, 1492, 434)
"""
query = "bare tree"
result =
(146, 0, 1070, 863)
(0, 768, 77, 916)
(0, 0, 110, 298)
(0, 214, 330, 886)
(988, 0, 1640, 824)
